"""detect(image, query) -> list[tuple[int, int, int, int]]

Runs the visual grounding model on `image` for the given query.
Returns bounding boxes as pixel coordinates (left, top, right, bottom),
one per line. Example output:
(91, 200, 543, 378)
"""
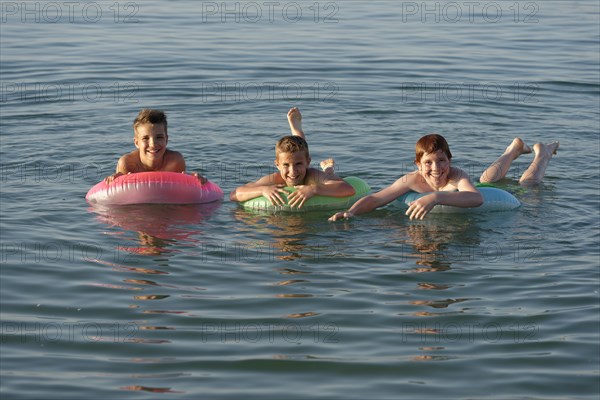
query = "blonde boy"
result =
(230, 107, 355, 208)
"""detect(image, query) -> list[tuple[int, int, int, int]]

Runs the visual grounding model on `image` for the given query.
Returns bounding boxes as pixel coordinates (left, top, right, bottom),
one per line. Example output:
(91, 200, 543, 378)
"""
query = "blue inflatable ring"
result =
(395, 186, 520, 213)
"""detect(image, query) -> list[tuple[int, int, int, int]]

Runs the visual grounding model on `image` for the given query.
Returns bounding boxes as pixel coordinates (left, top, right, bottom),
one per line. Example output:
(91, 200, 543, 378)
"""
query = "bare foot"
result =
(505, 137, 532, 160)
(533, 141, 559, 161)
(479, 138, 532, 183)
(287, 107, 304, 138)
(518, 141, 559, 185)
(320, 158, 335, 175)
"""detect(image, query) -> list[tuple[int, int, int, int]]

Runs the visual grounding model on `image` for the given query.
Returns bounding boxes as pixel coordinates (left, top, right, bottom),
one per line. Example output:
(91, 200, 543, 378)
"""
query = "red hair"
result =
(415, 134, 452, 163)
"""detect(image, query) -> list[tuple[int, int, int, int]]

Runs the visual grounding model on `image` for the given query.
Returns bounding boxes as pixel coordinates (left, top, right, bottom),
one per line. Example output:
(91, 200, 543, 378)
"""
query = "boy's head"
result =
(133, 109, 168, 137)
(132, 109, 169, 163)
(274, 136, 311, 186)
(415, 134, 452, 188)
(414, 134, 452, 164)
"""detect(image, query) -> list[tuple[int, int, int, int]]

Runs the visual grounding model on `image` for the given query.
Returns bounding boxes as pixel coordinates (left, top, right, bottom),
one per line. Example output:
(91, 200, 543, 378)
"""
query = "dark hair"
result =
(133, 109, 167, 134)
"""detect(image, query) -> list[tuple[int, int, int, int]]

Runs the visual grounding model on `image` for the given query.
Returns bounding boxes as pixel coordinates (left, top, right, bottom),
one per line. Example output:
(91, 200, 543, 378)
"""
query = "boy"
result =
(329, 134, 483, 221)
(479, 138, 559, 185)
(105, 109, 205, 183)
(230, 107, 355, 208)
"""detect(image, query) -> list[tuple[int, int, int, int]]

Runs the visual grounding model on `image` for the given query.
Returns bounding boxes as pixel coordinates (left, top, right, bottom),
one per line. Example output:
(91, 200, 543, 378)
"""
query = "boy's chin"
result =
(285, 179, 303, 186)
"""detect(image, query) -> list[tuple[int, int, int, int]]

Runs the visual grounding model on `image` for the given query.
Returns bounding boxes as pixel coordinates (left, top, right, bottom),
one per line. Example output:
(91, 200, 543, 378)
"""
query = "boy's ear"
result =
(133, 135, 140, 149)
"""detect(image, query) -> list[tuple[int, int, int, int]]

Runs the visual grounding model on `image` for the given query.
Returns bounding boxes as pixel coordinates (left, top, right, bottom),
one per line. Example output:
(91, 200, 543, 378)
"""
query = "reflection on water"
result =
(85, 202, 222, 346)
(232, 208, 334, 321)
(121, 385, 184, 394)
(232, 208, 326, 261)
(380, 212, 482, 273)
(381, 213, 486, 362)
(88, 201, 221, 254)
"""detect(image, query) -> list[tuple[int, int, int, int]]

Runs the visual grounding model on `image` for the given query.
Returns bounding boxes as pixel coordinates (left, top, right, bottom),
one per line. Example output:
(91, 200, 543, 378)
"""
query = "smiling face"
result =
(416, 149, 451, 189)
(133, 123, 168, 168)
(275, 150, 310, 186)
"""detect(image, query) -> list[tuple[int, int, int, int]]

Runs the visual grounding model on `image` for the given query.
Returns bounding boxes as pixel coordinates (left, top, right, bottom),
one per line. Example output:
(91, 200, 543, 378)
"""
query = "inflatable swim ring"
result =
(86, 171, 223, 205)
(394, 187, 520, 213)
(241, 176, 370, 212)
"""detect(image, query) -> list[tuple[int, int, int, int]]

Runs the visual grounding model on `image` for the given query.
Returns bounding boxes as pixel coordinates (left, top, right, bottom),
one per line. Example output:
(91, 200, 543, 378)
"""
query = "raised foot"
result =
(533, 141, 560, 159)
(287, 107, 303, 137)
(320, 158, 335, 175)
(506, 137, 532, 160)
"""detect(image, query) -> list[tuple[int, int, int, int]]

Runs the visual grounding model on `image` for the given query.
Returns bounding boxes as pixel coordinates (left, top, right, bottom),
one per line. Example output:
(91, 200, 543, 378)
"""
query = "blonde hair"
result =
(275, 136, 310, 159)
(133, 109, 167, 135)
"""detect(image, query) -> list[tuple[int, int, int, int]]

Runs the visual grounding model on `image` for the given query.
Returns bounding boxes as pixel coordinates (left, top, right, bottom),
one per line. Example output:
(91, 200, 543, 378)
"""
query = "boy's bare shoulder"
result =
(165, 148, 183, 156)
(400, 171, 420, 186)
(397, 171, 431, 193)
(165, 149, 184, 161)
(117, 150, 141, 173)
(163, 149, 186, 171)
(305, 168, 342, 184)
(449, 166, 472, 182)
(255, 172, 285, 186)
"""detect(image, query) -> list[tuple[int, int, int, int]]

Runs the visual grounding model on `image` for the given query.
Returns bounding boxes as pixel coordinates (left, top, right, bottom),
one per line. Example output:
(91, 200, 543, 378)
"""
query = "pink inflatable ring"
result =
(86, 171, 223, 205)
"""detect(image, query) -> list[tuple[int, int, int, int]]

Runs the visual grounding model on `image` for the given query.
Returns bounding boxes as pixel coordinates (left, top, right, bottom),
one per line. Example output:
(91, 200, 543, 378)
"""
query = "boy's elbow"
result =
(340, 182, 356, 197)
(474, 192, 484, 207)
(229, 190, 239, 202)
(343, 182, 356, 197)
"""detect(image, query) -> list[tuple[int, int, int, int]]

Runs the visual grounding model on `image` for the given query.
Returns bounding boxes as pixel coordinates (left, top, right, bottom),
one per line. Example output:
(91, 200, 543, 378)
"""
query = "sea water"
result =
(1, 1, 599, 398)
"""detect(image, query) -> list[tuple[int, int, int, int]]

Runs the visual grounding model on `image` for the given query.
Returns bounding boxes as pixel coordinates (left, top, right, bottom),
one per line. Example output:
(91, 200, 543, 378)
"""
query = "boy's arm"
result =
(230, 173, 287, 204)
(329, 175, 414, 221)
(286, 174, 355, 208)
(165, 150, 186, 173)
(165, 150, 207, 183)
(104, 154, 133, 183)
(405, 169, 483, 220)
(116, 154, 134, 174)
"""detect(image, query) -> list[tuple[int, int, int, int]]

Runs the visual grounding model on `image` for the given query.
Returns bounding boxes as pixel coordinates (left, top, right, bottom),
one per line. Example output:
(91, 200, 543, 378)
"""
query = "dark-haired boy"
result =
(105, 109, 205, 183)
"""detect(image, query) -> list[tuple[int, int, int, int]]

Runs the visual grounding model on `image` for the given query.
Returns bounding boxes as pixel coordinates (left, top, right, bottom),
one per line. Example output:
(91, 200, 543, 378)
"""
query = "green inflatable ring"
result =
(240, 176, 371, 212)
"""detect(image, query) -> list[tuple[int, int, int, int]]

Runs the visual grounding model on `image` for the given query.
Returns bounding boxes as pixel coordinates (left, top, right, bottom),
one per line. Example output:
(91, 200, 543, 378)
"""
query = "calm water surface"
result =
(1, 1, 599, 399)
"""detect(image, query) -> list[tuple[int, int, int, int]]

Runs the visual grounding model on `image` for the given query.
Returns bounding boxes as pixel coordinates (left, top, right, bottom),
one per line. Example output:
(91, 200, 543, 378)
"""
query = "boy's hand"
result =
(287, 185, 317, 208)
(189, 171, 207, 184)
(406, 194, 437, 220)
(328, 211, 354, 222)
(104, 172, 124, 184)
(262, 185, 287, 206)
